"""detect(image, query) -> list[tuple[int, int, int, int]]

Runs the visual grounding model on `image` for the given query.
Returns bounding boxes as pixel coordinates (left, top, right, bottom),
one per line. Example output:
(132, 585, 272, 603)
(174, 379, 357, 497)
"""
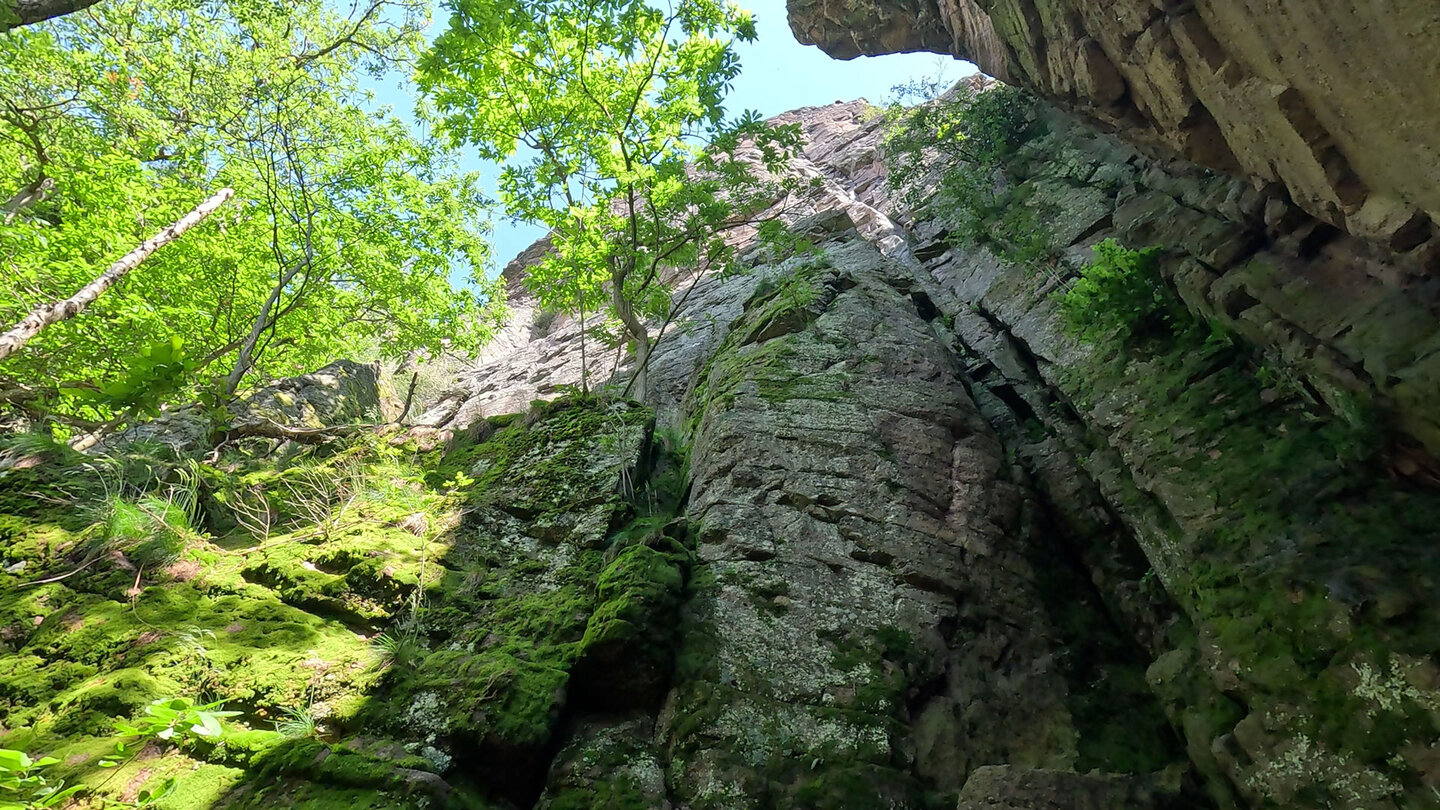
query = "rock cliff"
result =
(418, 93, 1440, 808)
(4, 84, 1440, 810)
(786, 0, 1440, 264)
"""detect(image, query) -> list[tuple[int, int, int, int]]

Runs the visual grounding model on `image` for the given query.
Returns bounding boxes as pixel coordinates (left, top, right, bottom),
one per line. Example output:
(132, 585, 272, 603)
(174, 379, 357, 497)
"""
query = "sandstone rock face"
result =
(787, 0, 1440, 259)
(920, 113, 1440, 807)
(453, 96, 1440, 809)
(658, 238, 1189, 807)
(227, 359, 389, 431)
(418, 99, 915, 435)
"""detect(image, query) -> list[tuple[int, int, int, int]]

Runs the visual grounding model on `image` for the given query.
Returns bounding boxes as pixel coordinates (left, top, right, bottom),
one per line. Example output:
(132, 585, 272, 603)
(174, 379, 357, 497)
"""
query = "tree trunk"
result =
(578, 280, 589, 395)
(2, 176, 55, 223)
(610, 265, 649, 399)
(4, 0, 105, 29)
(0, 187, 234, 363)
(222, 257, 305, 396)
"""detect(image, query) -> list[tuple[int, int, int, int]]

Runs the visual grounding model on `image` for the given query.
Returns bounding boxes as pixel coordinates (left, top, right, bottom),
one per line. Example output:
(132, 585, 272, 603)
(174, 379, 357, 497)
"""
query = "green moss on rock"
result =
(1055, 259, 1440, 805)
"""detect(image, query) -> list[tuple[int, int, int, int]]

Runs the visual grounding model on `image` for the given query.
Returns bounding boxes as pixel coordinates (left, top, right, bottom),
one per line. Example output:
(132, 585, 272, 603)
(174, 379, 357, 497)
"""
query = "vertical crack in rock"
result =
(662, 237, 1195, 807)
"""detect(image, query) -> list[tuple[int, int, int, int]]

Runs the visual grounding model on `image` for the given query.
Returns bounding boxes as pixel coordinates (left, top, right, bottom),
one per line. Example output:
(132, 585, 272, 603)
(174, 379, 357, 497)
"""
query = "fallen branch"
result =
(17, 554, 101, 588)
(219, 417, 371, 445)
(0, 187, 234, 363)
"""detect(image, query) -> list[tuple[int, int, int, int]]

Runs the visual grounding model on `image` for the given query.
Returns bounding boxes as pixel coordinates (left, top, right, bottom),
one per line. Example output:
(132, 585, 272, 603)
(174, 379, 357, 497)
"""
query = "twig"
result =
(219, 417, 370, 444)
(18, 554, 101, 588)
(397, 372, 419, 424)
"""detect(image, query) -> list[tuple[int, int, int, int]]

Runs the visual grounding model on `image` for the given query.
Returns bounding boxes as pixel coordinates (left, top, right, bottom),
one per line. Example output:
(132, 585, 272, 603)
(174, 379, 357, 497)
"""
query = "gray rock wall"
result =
(463, 97, 1440, 809)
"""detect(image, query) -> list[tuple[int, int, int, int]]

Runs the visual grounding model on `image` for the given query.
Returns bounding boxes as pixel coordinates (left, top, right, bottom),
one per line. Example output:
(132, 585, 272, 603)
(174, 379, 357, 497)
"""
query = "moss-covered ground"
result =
(0, 394, 692, 809)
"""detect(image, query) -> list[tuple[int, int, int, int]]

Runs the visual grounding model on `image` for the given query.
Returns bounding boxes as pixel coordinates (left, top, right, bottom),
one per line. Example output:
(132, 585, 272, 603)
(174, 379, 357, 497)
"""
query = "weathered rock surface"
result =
(661, 237, 1190, 807)
(96, 358, 389, 458)
(788, 0, 1440, 262)
(430, 93, 1440, 810)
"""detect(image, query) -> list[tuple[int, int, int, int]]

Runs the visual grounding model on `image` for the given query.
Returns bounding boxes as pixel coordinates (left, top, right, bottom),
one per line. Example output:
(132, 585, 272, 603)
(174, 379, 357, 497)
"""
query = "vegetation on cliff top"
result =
(881, 76, 1053, 270)
(419, 0, 807, 397)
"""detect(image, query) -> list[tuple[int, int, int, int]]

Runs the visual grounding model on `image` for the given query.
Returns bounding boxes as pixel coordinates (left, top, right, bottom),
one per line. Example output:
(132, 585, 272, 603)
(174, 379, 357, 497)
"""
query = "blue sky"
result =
(370, 0, 976, 275)
(730, 0, 973, 119)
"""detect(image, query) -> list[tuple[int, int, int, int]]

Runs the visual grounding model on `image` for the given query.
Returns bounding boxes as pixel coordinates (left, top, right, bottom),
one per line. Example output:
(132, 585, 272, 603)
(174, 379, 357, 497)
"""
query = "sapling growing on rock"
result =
(419, 0, 807, 397)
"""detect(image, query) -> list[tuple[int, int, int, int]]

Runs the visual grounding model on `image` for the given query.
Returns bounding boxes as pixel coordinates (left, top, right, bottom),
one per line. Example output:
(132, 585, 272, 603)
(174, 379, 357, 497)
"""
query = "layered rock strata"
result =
(786, 0, 1440, 266)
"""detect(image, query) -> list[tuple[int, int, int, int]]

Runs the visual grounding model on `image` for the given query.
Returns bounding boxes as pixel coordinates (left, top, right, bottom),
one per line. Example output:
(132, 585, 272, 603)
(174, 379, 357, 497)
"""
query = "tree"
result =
(419, 0, 805, 396)
(0, 0, 505, 433)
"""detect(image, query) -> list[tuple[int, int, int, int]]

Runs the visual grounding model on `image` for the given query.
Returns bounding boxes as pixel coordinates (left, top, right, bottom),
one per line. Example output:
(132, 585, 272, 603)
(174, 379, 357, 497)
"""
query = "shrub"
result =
(94, 493, 195, 568)
(1059, 239, 1185, 344)
(881, 77, 1053, 268)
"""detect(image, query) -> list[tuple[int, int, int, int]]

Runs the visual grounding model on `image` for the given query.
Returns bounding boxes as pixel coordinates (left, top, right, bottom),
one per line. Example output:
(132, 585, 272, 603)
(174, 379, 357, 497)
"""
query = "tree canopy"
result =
(0, 0, 504, 432)
(419, 0, 805, 395)
(0, 0, 808, 438)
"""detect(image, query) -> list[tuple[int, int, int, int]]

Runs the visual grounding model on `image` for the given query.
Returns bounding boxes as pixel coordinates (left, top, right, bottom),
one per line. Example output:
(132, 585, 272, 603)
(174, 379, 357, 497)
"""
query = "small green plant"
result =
(1059, 239, 1182, 345)
(277, 457, 364, 539)
(0, 749, 84, 808)
(370, 630, 427, 671)
(110, 697, 240, 752)
(273, 705, 319, 739)
(91, 494, 195, 568)
(84, 698, 234, 806)
(129, 777, 178, 808)
(440, 470, 475, 493)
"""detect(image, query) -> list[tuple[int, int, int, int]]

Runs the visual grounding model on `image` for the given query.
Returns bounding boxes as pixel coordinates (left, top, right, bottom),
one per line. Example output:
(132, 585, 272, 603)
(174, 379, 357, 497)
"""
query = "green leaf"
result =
(190, 713, 224, 739)
(0, 0, 500, 411)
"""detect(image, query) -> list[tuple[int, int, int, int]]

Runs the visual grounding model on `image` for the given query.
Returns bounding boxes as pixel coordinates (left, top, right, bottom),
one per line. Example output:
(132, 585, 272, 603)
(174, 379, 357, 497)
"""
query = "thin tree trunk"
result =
(2, 176, 55, 223)
(397, 372, 419, 424)
(0, 187, 234, 363)
(578, 280, 588, 395)
(3, 0, 105, 29)
(222, 256, 306, 396)
(610, 266, 649, 399)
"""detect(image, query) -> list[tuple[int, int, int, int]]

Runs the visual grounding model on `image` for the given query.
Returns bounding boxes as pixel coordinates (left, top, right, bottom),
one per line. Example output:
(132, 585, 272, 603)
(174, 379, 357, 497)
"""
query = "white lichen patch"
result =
(1351, 654, 1440, 718)
(1245, 725, 1401, 807)
(402, 690, 451, 740)
(419, 744, 452, 771)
